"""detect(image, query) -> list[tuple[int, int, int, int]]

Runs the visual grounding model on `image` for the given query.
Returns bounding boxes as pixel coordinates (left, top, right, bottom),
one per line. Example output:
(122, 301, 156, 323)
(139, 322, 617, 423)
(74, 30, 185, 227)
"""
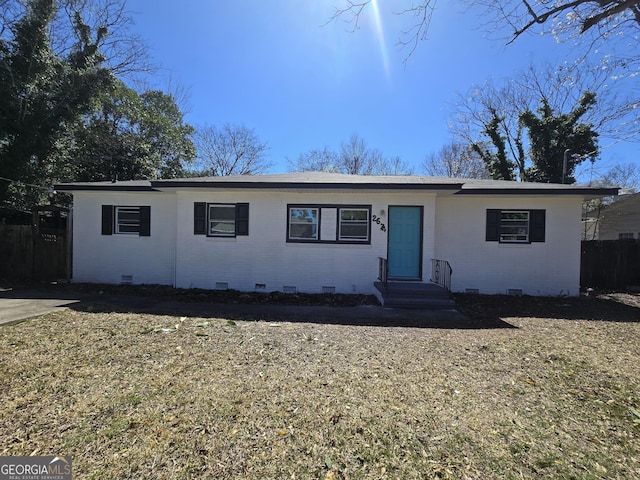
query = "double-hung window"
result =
(288, 208, 318, 240)
(486, 209, 545, 243)
(208, 204, 236, 236)
(193, 202, 249, 237)
(339, 208, 369, 241)
(115, 207, 141, 234)
(101, 205, 151, 236)
(499, 210, 529, 243)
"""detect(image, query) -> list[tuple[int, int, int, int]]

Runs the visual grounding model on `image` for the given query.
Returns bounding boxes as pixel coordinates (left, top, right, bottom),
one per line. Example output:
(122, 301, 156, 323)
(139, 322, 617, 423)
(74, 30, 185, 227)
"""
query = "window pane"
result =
(210, 221, 235, 235)
(210, 205, 235, 221)
(341, 209, 368, 221)
(115, 207, 140, 234)
(501, 234, 527, 241)
(501, 212, 527, 221)
(118, 212, 139, 223)
(208, 205, 236, 236)
(289, 208, 318, 240)
(118, 224, 140, 233)
(290, 209, 317, 223)
(290, 223, 317, 239)
(499, 211, 529, 242)
(340, 224, 368, 239)
(339, 209, 369, 241)
(501, 226, 528, 235)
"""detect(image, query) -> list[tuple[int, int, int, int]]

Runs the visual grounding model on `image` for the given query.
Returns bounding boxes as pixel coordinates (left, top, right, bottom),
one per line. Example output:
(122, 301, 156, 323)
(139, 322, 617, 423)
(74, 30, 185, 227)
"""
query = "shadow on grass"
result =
(66, 296, 518, 330)
(454, 293, 640, 323)
(4, 283, 638, 327)
(0, 283, 517, 330)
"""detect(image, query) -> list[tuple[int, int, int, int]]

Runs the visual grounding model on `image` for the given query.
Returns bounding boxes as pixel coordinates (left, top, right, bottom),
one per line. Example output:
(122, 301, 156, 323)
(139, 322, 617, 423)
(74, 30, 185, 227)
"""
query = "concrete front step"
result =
(374, 281, 456, 309)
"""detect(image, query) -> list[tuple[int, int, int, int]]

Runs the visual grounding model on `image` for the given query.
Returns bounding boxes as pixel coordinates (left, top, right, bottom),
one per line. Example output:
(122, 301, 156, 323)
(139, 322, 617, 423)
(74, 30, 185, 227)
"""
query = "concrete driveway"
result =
(0, 289, 81, 326)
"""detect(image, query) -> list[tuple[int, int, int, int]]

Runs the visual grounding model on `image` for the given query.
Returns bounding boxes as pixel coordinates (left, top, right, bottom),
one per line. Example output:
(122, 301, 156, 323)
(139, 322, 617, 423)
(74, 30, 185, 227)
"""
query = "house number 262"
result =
(372, 215, 386, 232)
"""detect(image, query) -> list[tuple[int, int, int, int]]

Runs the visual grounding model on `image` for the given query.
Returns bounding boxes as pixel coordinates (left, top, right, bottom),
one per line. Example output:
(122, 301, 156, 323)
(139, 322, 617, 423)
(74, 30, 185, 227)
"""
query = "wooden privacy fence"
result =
(581, 240, 640, 290)
(0, 223, 68, 281)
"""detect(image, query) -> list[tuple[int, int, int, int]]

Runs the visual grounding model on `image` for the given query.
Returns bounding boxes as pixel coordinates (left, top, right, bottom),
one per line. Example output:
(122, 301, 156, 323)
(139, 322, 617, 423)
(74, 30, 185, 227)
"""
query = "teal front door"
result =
(387, 206, 423, 279)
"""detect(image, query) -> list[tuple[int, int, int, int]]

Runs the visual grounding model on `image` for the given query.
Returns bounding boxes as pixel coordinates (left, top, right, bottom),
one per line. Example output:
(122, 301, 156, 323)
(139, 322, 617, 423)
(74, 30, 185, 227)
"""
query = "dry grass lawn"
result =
(1, 292, 639, 479)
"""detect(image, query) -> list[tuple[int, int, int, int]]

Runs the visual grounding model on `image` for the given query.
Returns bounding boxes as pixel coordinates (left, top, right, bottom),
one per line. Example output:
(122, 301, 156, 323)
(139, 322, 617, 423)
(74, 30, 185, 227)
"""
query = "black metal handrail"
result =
(431, 258, 452, 291)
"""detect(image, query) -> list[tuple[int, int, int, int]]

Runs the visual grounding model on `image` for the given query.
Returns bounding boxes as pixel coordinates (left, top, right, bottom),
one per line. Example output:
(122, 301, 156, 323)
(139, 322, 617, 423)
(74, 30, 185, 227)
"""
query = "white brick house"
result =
(56, 172, 616, 299)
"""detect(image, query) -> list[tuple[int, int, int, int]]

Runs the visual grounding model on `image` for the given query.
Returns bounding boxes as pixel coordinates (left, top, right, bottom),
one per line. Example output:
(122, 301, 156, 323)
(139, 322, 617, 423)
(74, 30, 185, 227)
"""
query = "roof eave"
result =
(151, 180, 464, 190)
(455, 187, 619, 196)
(54, 184, 157, 192)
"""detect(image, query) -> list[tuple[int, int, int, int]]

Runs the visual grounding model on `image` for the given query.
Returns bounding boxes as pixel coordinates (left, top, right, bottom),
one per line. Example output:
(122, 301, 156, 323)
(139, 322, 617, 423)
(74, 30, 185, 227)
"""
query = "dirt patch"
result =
(0, 290, 639, 479)
(44, 282, 380, 307)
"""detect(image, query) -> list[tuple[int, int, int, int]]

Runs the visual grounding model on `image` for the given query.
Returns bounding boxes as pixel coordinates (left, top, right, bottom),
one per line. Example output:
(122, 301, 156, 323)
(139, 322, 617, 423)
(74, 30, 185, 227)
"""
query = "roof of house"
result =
(55, 172, 619, 197)
(601, 192, 640, 214)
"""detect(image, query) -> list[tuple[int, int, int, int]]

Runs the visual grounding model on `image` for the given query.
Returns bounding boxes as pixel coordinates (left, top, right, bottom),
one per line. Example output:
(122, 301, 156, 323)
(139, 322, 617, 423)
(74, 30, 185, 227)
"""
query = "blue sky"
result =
(126, 0, 634, 181)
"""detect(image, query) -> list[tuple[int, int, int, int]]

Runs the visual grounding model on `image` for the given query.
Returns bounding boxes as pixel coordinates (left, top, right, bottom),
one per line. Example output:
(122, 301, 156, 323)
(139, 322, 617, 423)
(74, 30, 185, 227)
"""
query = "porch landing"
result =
(374, 281, 456, 309)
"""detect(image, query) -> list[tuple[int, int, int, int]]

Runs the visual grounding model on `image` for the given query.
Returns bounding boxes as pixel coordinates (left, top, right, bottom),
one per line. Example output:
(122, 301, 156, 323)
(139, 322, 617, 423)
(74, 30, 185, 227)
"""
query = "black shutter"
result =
(530, 209, 546, 242)
(101, 205, 113, 235)
(486, 209, 500, 241)
(194, 202, 206, 235)
(236, 203, 249, 236)
(139, 206, 151, 236)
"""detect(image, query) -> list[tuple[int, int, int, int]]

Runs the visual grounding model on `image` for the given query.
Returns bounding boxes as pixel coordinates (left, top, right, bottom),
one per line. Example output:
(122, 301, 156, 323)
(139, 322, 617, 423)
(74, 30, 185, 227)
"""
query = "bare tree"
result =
(424, 142, 490, 178)
(450, 62, 634, 181)
(332, 1, 640, 54)
(1, 0, 152, 77)
(475, 0, 640, 43)
(59, 0, 152, 76)
(339, 133, 381, 174)
(331, 1, 438, 61)
(451, 77, 528, 180)
(288, 134, 413, 175)
(288, 146, 340, 173)
(597, 163, 640, 190)
(333, 1, 640, 150)
(193, 124, 271, 176)
(377, 155, 415, 175)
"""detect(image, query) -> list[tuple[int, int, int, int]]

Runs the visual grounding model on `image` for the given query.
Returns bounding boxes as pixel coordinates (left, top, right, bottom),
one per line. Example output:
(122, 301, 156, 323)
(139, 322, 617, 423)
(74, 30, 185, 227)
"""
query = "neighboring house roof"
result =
(55, 172, 619, 197)
(597, 192, 640, 239)
(601, 192, 640, 213)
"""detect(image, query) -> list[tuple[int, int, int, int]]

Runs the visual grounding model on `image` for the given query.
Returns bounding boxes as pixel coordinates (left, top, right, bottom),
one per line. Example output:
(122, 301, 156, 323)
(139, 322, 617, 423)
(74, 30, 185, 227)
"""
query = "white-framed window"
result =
(208, 204, 236, 236)
(339, 208, 369, 241)
(101, 205, 150, 236)
(288, 207, 318, 240)
(487, 209, 545, 244)
(500, 210, 530, 243)
(193, 202, 249, 237)
(115, 207, 141, 235)
(287, 204, 371, 244)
